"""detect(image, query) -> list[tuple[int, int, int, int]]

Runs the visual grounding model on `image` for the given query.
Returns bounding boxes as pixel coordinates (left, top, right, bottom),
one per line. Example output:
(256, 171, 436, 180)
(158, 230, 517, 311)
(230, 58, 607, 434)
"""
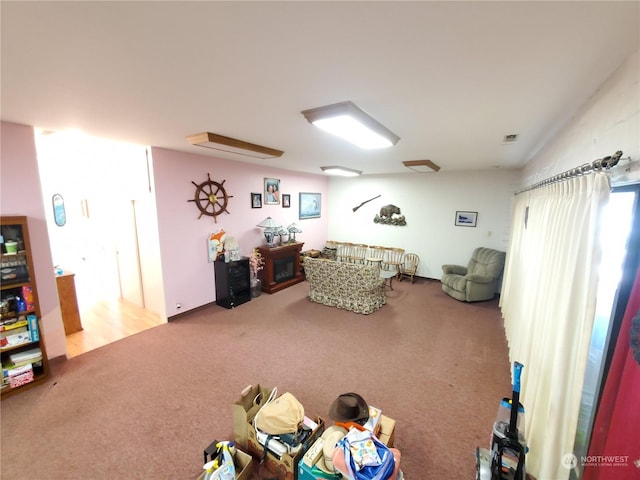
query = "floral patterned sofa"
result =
(303, 257, 386, 314)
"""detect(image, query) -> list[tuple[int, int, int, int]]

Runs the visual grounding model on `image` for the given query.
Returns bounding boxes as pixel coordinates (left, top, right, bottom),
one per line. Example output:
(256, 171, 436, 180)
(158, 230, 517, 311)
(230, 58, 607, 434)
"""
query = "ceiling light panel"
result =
(187, 132, 284, 159)
(301, 101, 400, 149)
(402, 160, 441, 173)
(320, 166, 362, 177)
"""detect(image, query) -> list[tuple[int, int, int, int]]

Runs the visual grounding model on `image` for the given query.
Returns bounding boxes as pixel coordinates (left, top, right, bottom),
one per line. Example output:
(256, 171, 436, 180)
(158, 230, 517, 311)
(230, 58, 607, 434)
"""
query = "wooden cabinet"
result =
(258, 242, 304, 294)
(214, 257, 251, 309)
(55, 271, 83, 335)
(1, 216, 49, 398)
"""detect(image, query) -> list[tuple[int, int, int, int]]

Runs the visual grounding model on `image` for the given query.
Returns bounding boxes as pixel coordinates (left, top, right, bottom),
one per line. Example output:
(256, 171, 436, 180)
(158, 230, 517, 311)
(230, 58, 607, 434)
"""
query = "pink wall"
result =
(0, 121, 329, 359)
(150, 147, 329, 316)
(0, 121, 67, 358)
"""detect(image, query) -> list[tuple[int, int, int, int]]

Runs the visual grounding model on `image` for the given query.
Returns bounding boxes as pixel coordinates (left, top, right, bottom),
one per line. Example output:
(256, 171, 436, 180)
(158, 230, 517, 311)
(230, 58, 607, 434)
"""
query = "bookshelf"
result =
(1, 216, 49, 398)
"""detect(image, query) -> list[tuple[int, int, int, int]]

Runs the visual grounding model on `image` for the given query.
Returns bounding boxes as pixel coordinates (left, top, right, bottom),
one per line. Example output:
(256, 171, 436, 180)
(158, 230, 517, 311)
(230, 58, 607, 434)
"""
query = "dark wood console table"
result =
(258, 242, 304, 294)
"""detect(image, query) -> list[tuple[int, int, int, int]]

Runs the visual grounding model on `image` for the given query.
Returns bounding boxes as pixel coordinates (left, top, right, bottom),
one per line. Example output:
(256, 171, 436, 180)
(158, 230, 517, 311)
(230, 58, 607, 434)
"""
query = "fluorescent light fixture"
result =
(301, 101, 400, 149)
(320, 166, 362, 177)
(187, 132, 284, 159)
(402, 159, 440, 173)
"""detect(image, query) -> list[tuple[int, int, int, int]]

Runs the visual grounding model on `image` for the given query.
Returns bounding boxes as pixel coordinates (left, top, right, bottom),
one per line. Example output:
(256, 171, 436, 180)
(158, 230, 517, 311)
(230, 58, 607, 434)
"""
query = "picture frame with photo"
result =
(455, 211, 478, 227)
(251, 193, 262, 209)
(299, 192, 321, 219)
(264, 178, 281, 205)
(282, 194, 290, 208)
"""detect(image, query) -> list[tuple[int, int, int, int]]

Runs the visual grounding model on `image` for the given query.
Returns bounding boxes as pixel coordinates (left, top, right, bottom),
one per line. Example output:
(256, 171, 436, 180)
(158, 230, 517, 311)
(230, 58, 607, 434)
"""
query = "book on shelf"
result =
(1, 326, 28, 338)
(0, 329, 32, 349)
(5, 363, 34, 389)
(10, 347, 42, 365)
(3, 355, 42, 377)
(27, 314, 39, 341)
(0, 319, 29, 332)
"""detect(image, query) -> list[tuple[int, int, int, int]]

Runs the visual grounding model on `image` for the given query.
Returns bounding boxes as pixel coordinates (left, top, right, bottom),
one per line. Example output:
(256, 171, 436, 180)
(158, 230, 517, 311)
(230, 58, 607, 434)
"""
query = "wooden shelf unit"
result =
(1, 216, 49, 399)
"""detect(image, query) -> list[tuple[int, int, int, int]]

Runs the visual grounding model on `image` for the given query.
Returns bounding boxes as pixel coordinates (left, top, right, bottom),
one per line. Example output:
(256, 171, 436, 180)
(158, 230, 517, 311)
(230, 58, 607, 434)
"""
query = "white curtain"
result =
(500, 173, 610, 480)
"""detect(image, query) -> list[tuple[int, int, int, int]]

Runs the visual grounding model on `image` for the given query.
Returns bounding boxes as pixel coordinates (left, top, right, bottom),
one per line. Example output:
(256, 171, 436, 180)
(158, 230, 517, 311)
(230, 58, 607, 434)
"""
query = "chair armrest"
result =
(442, 264, 467, 275)
(465, 274, 492, 284)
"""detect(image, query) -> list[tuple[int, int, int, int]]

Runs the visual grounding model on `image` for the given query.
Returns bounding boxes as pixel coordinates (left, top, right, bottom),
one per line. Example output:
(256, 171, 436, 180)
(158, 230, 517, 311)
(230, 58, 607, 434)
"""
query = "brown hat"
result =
(329, 393, 369, 425)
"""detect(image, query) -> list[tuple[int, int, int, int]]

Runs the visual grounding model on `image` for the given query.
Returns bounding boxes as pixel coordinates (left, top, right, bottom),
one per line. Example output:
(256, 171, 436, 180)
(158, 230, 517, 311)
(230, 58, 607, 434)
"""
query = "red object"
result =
(21, 285, 34, 310)
(583, 267, 640, 480)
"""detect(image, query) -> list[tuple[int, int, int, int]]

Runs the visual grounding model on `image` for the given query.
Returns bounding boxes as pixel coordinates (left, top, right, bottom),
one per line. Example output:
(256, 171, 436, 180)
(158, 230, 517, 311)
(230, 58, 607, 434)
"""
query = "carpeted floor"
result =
(1, 277, 511, 479)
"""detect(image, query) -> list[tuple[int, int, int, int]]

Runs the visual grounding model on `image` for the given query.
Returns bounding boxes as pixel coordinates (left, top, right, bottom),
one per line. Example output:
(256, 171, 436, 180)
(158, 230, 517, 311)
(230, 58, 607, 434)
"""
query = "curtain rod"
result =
(515, 150, 624, 195)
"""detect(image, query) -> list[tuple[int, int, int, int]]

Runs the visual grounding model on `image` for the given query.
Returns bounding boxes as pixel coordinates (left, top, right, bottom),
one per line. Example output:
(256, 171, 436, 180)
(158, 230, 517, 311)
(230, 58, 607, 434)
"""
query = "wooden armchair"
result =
(399, 253, 419, 283)
(383, 247, 405, 278)
(365, 245, 386, 269)
(334, 242, 350, 262)
(348, 244, 369, 264)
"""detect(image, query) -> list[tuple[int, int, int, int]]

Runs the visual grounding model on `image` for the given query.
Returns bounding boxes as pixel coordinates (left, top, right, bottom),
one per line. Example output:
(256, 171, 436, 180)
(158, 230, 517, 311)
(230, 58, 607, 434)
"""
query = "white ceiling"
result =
(2, 1, 638, 176)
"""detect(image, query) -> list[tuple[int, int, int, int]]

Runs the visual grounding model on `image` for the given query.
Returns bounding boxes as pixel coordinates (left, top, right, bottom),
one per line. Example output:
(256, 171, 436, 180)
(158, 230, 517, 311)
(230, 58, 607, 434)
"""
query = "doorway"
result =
(34, 130, 165, 357)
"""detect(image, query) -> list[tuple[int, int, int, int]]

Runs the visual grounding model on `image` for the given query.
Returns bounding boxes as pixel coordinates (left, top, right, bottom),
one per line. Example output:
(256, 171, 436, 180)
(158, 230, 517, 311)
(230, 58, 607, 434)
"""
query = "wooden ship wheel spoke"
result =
(188, 172, 233, 223)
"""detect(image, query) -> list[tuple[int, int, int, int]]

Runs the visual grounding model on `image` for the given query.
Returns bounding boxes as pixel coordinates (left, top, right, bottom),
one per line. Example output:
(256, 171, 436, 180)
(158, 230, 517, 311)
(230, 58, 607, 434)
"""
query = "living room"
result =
(1, 2, 639, 480)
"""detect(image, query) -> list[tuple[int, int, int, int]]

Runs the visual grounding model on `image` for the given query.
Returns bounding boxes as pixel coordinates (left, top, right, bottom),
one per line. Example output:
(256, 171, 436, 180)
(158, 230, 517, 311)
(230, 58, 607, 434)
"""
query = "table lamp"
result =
(287, 222, 303, 243)
(257, 217, 282, 247)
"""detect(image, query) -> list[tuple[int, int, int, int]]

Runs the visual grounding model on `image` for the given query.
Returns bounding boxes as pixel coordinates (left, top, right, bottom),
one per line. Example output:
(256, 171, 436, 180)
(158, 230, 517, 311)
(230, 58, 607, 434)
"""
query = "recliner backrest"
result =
(467, 247, 506, 279)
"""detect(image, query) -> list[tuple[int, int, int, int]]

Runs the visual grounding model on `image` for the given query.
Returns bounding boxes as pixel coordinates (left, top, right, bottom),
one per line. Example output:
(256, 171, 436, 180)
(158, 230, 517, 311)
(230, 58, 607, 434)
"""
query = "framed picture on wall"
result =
(264, 178, 281, 205)
(455, 211, 478, 227)
(299, 192, 321, 219)
(251, 193, 262, 208)
(282, 194, 290, 208)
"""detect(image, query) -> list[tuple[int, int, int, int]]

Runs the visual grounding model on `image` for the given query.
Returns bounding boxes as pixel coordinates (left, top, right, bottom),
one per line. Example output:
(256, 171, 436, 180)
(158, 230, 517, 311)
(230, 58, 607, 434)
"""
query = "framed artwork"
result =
(299, 192, 321, 219)
(455, 211, 478, 227)
(264, 178, 281, 205)
(251, 193, 262, 208)
(282, 194, 291, 208)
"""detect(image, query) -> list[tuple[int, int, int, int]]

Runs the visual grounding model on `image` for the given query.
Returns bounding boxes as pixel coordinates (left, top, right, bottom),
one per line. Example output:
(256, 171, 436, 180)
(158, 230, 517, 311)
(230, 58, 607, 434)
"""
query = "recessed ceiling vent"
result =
(503, 134, 519, 143)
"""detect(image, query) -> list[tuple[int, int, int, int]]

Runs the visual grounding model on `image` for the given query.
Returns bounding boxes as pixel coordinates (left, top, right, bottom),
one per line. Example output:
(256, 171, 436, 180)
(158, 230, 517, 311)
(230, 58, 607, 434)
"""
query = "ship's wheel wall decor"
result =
(188, 173, 233, 223)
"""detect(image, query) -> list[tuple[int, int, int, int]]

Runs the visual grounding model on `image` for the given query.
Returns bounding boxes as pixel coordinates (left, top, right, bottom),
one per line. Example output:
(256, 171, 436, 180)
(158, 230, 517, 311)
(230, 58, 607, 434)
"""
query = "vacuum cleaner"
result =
(475, 362, 527, 480)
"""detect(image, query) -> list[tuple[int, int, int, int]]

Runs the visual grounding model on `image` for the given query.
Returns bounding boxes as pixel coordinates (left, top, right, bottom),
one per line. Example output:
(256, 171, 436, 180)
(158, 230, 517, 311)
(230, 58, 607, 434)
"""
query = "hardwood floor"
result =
(65, 298, 164, 358)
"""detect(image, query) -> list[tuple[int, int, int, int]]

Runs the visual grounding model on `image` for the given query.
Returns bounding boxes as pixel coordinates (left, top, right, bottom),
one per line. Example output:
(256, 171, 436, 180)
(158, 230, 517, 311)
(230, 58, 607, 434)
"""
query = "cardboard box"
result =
(247, 416, 325, 480)
(232, 384, 275, 450)
(377, 414, 396, 447)
(197, 446, 254, 480)
(362, 405, 382, 436)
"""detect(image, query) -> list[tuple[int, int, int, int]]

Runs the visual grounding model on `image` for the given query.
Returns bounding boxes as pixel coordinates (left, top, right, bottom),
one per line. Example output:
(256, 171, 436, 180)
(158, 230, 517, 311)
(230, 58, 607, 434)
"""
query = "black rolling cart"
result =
(214, 257, 251, 309)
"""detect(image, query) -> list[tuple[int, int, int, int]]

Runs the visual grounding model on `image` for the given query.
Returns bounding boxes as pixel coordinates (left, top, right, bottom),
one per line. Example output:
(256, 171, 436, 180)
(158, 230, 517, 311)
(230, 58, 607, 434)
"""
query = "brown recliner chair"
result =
(441, 247, 506, 302)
